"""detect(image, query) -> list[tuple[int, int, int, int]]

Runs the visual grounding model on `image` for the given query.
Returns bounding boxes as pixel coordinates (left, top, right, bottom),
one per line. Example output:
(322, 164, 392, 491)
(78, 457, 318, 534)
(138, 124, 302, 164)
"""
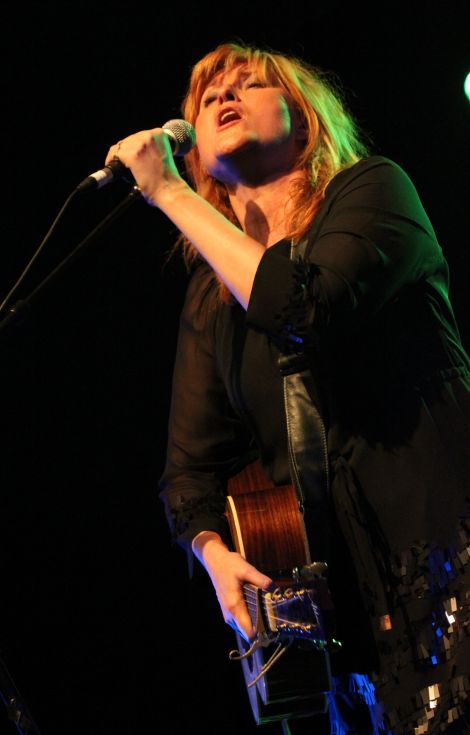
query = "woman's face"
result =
(195, 65, 303, 185)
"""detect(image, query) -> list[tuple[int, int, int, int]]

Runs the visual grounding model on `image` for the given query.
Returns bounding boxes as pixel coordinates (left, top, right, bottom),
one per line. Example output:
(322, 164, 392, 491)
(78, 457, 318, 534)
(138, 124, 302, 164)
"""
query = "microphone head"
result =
(162, 119, 196, 156)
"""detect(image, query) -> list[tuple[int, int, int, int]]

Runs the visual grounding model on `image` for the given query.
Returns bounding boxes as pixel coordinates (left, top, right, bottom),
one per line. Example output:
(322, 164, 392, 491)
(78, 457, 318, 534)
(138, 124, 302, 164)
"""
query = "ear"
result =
(293, 108, 308, 143)
(296, 123, 308, 143)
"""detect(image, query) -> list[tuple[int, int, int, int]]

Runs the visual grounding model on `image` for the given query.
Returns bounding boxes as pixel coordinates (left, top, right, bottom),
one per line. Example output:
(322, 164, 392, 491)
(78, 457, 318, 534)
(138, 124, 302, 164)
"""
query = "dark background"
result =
(1, 2, 469, 734)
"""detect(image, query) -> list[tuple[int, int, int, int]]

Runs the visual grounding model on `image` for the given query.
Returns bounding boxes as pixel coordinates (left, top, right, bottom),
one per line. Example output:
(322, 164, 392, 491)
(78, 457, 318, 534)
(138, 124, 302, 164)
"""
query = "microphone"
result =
(77, 119, 196, 192)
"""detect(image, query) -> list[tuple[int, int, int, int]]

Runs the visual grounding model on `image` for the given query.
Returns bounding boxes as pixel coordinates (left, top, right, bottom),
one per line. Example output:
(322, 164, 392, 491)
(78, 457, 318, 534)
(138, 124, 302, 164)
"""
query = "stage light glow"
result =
(465, 72, 470, 103)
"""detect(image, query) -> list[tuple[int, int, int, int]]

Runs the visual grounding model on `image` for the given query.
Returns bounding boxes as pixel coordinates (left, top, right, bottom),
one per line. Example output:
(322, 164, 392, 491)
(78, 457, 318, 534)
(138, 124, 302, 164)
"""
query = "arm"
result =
(246, 158, 444, 344)
(106, 130, 264, 309)
(158, 265, 270, 640)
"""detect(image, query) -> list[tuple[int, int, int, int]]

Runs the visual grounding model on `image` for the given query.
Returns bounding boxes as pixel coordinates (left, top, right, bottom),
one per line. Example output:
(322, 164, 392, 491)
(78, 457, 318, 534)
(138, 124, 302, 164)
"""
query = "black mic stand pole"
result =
(0, 185, 142, 333)
(0, 185, 141, 733)
(0, 651, 42, 735)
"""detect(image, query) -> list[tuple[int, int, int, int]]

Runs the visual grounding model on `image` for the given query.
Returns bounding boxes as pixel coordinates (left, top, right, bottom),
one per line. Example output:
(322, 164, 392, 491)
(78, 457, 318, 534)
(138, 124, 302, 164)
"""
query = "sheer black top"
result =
(158, 155, 470, 729)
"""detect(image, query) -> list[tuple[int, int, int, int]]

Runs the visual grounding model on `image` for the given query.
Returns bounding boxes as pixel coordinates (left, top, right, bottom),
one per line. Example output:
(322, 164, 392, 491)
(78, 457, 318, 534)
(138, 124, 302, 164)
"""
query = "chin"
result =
(216, 130, 255, 156)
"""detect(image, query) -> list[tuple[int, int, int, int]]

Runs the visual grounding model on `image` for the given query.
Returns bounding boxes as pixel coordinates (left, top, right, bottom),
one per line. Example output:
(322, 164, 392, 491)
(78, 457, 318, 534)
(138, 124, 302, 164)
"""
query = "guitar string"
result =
(243, 589, 311, 605)
(243, 589, 312, 606)
(243, 589, 301, 600)
(244, 597, 312, 614)
(244, 612, 318, 628)
(242, 586, 311, 597)
(243, 595, 317, 627)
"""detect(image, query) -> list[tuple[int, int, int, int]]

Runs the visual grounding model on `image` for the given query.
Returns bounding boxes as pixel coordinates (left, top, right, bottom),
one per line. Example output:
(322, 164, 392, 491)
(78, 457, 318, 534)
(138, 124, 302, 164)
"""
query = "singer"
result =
(106, 43, 470, 733)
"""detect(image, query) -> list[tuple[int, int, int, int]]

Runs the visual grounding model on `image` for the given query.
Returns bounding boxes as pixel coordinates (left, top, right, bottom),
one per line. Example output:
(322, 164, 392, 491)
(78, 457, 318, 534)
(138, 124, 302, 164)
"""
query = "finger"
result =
(228, 614, 256, 643)
(150, 127, 167, 142)
(221, 592, 256, 642)
(231, 599, 257, 641)
(105, 142, 123, 166)
(228, 619, 250, 643)
(151, 129, 175, 159)
(240, 563, 273, 591)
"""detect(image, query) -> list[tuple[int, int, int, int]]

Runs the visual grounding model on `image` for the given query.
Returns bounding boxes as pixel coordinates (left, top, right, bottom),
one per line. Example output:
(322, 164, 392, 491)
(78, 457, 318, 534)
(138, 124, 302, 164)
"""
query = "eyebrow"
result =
(203, 69, 256, 95)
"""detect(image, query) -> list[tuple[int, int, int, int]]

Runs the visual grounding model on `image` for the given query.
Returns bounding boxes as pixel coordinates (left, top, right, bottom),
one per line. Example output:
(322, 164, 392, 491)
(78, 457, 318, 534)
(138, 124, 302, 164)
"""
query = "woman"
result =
(106, 43, 470, 734)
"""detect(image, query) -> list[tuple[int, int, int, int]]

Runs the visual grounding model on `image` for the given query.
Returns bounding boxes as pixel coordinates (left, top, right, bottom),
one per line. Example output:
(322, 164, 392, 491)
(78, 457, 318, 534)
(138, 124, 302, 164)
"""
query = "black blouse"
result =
(159, 155, 470, 730)
(159, 155, 470, 555)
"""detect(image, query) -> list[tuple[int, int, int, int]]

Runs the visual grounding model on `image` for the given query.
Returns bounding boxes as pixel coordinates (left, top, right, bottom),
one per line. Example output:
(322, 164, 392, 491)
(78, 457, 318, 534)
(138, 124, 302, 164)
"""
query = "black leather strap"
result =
(279, 238, 331, 561)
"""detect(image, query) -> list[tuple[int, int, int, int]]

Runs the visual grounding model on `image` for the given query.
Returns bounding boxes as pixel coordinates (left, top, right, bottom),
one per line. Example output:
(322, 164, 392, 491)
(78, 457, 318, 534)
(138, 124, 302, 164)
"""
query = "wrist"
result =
(192, 531, 229, 565)
(152, 175, 191, 210)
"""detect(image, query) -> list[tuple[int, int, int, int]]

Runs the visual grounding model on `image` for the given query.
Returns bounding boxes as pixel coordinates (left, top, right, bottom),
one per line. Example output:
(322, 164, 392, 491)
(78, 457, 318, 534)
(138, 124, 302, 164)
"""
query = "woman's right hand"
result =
(192, 531, 273, 642)
(105, 129, 187, 208)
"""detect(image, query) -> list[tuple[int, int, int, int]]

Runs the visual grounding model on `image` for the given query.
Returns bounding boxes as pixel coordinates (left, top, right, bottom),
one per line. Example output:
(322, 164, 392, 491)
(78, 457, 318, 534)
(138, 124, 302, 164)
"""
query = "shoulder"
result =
(333, 155, 409, 180)
(323, 155, 435, 230)
(326, 155, 418, 200)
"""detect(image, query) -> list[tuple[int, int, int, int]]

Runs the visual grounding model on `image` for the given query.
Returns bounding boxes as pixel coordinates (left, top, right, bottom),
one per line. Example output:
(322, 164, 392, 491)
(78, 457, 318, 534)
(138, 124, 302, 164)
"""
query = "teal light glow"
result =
(465, 72, 470, 103)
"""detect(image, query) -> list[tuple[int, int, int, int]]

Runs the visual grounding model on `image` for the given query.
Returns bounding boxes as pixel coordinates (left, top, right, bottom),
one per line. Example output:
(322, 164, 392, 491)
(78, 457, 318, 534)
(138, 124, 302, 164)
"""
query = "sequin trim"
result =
(370, 513, 470, 733)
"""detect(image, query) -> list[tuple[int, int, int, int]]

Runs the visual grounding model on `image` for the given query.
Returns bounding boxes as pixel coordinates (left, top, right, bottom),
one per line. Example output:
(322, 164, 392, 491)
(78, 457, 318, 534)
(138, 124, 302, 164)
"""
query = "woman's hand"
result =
(105, 129, 187, 207)
(192, 532, 272, 642)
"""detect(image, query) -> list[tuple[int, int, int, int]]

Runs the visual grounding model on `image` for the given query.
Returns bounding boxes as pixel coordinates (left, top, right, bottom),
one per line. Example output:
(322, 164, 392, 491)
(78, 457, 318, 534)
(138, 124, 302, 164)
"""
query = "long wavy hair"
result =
(178, 42, 370, 299)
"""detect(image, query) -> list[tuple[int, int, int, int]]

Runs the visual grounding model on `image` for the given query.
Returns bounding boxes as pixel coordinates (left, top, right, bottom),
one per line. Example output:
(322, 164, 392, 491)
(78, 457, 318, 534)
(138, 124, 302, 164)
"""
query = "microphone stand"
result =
(0, 651, 42, 734)
(0, 184, 142, 733)
(0, 185, 142, 333)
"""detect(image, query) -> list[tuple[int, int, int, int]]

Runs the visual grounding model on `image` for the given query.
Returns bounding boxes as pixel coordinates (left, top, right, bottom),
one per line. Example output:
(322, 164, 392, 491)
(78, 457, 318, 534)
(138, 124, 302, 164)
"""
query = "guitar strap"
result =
(278, 232, 332, 564)
(281, 226, 393, 638)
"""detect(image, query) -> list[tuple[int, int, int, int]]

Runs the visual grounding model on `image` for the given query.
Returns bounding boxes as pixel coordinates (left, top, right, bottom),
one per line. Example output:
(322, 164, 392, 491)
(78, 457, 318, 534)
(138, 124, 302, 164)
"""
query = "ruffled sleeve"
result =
(158, 263, 252, 567)
(246, 157, 445, 347)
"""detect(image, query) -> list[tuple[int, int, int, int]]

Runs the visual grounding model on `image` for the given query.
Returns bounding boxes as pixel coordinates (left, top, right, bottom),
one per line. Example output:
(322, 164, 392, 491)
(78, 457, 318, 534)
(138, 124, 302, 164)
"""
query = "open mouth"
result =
(218, 108, 242, 127)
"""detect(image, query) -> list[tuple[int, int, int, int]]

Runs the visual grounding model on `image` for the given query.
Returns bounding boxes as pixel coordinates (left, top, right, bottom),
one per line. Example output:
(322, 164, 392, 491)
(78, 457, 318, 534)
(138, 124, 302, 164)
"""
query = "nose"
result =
(217, 84, 238, 103)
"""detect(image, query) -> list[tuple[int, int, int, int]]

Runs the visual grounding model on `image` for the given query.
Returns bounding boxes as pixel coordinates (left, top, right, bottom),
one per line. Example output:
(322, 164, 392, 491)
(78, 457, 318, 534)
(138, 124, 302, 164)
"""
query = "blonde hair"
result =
(178, 42, 369, 297)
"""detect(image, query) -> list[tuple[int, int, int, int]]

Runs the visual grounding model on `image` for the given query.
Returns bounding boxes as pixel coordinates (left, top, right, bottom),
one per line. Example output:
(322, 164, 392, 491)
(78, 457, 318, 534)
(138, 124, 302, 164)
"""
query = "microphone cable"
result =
(0, 184, 142, 331)
(0, 186, 87, 318)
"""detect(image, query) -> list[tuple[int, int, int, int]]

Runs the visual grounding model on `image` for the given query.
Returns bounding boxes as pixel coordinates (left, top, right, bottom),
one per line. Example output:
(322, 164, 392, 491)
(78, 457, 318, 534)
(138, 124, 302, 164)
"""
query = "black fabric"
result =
(158, 156, 470, 733)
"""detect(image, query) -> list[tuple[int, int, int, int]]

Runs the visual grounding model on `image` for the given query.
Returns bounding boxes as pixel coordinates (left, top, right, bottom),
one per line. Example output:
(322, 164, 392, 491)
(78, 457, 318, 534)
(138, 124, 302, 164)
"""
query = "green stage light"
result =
(465, 72, 470, 103)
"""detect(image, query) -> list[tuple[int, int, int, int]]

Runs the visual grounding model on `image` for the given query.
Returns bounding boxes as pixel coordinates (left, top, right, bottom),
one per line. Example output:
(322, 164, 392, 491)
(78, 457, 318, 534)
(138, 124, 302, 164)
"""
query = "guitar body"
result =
(226, 461, 332, 725)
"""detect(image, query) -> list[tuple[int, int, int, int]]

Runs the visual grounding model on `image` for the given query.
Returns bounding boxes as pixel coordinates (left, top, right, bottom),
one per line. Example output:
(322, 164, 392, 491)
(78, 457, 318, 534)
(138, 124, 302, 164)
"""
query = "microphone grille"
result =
(162, 119, 196, 156)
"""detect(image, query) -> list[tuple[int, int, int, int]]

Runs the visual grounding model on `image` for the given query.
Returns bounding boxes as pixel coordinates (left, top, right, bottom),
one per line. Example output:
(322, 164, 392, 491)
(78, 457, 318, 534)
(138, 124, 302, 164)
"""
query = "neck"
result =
(227, 170, 303, 248)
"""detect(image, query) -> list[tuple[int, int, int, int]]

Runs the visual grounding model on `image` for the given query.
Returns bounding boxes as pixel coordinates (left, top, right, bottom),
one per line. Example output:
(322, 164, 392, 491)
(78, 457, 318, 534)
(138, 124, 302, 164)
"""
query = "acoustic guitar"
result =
(225, 460, 336, 726)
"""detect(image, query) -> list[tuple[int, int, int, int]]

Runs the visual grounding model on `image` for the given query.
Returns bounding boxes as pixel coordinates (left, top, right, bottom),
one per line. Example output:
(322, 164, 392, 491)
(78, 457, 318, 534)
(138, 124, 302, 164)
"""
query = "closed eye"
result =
(202, 94, 217, 107)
